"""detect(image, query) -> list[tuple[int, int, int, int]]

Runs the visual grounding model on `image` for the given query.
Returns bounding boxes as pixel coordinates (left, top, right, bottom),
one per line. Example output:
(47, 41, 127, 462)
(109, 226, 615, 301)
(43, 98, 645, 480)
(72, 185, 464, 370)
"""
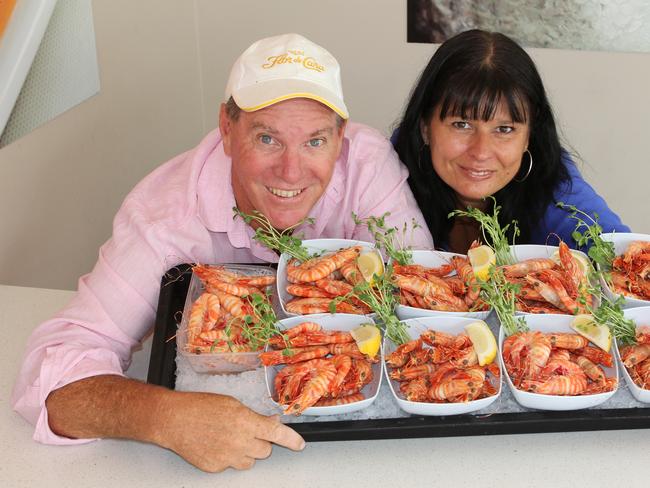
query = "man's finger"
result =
(231, 456, 256, 471)
(256, 415, 305, 451)
(248, 438, 273, 460)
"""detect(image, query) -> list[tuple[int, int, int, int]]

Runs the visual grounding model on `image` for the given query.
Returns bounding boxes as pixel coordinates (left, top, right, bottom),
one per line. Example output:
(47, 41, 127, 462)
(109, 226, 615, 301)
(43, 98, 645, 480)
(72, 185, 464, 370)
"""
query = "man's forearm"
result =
(45, 373, 305, 472)
(45, 375, 172, 445)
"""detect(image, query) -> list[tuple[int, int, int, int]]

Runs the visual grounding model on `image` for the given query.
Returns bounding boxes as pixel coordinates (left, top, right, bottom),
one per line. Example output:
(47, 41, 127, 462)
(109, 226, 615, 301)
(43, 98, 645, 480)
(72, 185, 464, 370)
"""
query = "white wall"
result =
(1, 0, 648, 290)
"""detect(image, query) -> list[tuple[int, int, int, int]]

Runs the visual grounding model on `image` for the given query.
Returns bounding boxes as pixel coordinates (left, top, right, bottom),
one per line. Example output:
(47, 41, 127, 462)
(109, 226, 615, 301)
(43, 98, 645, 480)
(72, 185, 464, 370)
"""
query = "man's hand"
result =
(156, 392, 305, 472)
(46, 375, 304, 472)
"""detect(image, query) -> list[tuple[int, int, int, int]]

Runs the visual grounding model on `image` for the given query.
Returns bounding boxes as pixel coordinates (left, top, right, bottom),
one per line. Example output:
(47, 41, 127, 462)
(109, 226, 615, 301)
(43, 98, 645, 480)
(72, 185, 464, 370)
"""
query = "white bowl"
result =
(394, 250, 490, 320)
(383, 316, 501, 416)
(499, 314, 618, 410)
(177, 264, 276, 374)
(276, 238, 376, 317)
(616, 306, 650, 403)
(264, 313, 382, 416)
(600, 232, 650, 308)
(508, 244, 594, 315)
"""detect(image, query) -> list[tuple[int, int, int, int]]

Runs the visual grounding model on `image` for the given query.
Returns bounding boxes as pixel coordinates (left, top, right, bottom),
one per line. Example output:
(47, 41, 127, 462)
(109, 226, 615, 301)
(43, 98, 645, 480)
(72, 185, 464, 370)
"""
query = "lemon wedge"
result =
(357, 251, 384, 285)
(464, 321, 497, 366)
(350, 324, 381, 359)
(467, 245, 496, 281)
(551, 249, 592, 275)
(570, 314, 611, 352)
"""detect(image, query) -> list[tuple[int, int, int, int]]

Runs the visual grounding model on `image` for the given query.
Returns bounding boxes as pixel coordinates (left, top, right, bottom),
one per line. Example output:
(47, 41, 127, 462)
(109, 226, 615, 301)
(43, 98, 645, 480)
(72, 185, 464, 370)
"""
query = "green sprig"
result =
(479, 266, 528, 337)
(332, 264, 410, 345)
(448, 197, 517, 266)
(556, 202, 616, 277)
(239, 292, 288, 351)
(352, 212, 419, 266)
(233, 207, 314, 262)
(580, 257, 636, 345)
(591, 295, 637, 346)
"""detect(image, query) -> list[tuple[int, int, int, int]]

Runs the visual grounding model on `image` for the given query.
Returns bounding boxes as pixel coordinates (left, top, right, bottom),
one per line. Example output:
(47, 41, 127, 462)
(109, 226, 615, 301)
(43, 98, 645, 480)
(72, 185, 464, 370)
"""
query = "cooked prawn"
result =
(285, 297, 363, 315)
(429, 366, 486, 402)
(621, 343, 650, 368)
(339, 261, 364, 285)
(315, 393, 365, 406)
(521, 375, 588, 395)
(385, 338, 423, 368)
(548, 333, 589, 350)
(284, 359, 338, 414)
(389, 363, 437, 381)
(329, 355, 353, 397)
(186, 293, 210, 345)
(501, 258, 556, 278)
(574, 345, 613, 367)
(286, 283, 333, 298)
(259, 345, 330, 366)
(286, 246, 361, 283)
(400, 376, 431, 402)
(502, 331, 552, 381)
(450, 255, 480, 306)
(314, 278, 354, 296)
(573, 355, 606, 384)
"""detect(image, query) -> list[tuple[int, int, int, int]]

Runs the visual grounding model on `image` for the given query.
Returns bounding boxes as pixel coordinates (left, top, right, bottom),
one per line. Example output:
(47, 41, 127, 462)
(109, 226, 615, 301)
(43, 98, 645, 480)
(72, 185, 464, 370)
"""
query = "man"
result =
(12, 34, 433, 472)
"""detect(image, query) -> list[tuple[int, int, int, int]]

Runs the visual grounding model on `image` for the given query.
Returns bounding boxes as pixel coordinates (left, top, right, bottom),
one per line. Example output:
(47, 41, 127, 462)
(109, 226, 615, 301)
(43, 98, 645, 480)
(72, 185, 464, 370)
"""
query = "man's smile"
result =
(266, 186, 305, 198)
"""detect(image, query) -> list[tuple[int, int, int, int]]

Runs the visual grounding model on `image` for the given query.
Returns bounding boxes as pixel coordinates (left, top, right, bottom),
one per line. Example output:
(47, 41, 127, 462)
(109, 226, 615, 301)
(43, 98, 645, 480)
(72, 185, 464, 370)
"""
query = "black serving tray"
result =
(147, 265, 650, 442)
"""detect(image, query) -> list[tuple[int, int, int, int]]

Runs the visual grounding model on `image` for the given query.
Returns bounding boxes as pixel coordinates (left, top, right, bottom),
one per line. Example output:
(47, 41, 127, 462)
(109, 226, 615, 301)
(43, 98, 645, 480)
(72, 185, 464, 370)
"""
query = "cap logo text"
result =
(262, 50, 325, 72)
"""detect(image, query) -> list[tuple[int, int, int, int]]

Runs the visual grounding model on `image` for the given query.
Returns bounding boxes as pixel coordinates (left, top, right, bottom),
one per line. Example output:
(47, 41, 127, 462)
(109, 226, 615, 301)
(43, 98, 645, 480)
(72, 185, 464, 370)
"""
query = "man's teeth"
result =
(268, 187, 303, 198)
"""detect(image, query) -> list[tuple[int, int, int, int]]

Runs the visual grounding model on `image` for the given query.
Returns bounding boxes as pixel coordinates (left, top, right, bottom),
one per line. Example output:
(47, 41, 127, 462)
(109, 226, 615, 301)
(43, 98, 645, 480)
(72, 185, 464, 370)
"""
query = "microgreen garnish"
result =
(331, 264, 409, 345)
(233, 207, 314, 262)
(591, 295, 637, 345)
(478, 266, 528, 336)
(239, 292, 288, 351)
(556, 202, 616, 275)
(352, 212, 419, 265)
(448, 197, 518, 266)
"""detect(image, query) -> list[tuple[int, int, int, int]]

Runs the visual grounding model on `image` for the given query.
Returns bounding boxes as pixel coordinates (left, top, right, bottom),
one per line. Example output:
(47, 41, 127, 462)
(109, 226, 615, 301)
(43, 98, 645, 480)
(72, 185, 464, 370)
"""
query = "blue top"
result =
(529, 153, 630, 247)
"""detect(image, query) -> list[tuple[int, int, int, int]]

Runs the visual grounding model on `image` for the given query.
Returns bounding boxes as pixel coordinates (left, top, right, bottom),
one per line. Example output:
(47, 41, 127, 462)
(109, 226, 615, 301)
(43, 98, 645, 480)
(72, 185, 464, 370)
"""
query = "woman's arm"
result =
(531, 152, 631, 247)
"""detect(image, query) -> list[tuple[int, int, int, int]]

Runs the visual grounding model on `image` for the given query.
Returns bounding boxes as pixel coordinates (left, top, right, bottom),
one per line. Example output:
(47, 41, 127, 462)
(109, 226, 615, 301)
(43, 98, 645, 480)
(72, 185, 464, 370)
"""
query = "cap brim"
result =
(233, 79, 349, 119)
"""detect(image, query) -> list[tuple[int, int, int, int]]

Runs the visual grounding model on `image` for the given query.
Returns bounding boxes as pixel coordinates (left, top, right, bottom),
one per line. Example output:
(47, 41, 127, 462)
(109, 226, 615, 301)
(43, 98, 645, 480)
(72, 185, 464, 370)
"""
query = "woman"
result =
(394, 30, 629, 253)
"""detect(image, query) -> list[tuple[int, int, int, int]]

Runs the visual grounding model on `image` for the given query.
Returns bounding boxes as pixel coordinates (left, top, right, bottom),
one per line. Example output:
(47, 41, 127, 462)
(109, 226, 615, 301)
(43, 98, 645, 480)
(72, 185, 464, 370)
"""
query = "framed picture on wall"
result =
(407, 0, 650, 53)
(0, 0, 57, 136)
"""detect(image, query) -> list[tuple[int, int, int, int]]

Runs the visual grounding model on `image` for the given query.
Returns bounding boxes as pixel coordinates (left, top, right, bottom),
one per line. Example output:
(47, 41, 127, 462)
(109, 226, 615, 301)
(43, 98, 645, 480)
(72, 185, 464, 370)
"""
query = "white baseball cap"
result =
(225, 33, 349, 119)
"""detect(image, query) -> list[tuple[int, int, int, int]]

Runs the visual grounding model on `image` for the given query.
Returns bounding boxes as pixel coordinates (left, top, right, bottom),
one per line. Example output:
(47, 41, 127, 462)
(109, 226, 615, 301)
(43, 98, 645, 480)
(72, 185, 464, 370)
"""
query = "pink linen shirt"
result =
(12, 122, 433, 444)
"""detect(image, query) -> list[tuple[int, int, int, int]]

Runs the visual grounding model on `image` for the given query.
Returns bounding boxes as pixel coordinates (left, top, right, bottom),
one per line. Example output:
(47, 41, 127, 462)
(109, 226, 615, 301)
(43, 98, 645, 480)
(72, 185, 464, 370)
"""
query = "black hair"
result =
(394, 29, 570, 248)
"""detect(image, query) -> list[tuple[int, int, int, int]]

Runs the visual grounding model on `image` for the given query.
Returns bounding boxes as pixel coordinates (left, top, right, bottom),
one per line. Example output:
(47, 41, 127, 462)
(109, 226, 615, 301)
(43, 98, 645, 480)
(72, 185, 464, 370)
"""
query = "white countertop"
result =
(2, 283, 650, 488)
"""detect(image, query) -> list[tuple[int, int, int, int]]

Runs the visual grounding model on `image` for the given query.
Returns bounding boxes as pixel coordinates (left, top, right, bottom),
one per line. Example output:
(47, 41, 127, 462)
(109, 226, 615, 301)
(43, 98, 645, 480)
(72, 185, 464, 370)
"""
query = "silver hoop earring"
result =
(515, 149, 533, 182)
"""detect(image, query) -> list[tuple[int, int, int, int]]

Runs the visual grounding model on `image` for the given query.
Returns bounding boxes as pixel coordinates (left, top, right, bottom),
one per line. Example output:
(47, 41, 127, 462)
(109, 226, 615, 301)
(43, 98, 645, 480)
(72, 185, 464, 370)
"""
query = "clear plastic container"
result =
(177, 264, 276, 374)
